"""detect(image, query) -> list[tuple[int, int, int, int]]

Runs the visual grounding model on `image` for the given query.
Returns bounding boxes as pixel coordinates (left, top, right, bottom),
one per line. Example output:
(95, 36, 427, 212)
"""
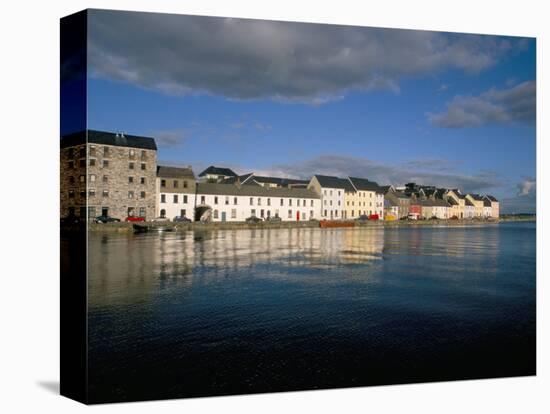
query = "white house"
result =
(464, 199, 475, 218)
(195, 182, 321, 222)
(483, 198, 493, 218)
(308, 175, 352, 220)
(156, 165, 196, 220)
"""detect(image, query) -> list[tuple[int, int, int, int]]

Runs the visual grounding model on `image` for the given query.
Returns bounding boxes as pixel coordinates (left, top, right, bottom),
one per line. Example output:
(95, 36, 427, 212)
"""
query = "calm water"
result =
(86, 222, 536, 403)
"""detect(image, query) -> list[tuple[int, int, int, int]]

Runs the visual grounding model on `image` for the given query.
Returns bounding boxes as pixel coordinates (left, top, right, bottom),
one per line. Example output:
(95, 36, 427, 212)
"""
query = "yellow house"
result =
(346, 177, 384, 219)
(445, 190, 466, 219)
(466, 194, 485, 217)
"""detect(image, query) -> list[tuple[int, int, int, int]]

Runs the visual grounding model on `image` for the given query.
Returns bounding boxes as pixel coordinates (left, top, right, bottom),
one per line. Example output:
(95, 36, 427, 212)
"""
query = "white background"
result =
(0, 0, 547, 412)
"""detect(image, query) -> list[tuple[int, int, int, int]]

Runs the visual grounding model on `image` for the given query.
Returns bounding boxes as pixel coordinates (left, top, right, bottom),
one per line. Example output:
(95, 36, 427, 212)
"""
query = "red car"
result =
(125, 216, 145, 222)
(368, 214, 380, 220)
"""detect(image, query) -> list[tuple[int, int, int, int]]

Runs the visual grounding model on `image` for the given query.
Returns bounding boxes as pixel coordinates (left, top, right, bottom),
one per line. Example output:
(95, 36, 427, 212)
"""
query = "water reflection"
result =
(89, 227, 386, 307)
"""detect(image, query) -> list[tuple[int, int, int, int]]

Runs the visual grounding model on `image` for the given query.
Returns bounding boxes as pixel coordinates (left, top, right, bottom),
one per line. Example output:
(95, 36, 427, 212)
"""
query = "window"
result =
(129, 162, 134, 170)
(173, 180, 178, 188)
(288, 209, 292, 218)
(231, 209, 237, 219)
(68, 161, 74, 169)
(324, 209, 327, 217)
(289, 199, 292, 206)
(140, 177, 145, 185)
(214, 196, 218, 205)
(225, 196, 229, 205)
(280, 198, 284, 206)
(201, 196, 205, 204)
(161, 179, 166, 188)
(160, 209, 166, 218)
(141, 150, 146, 160)
(250, 197, 254, 206)
(183, 181, 188, 188)
(310, 210, 314, 219)
(103, 147, 109, 157)
(89, 174, 96, 182)
(103, 160, 109, 168)
(103, 175, 108, 183)
(79, 175, 85, 183)
(234, 197, 238, 205)
(335, 210, 338, 217)
(251, 209, 256, 217)
(89, 189, 96, 197)
(139, 207, 146, 217)
(129, 149, 135, 159)
(89, 159, 96, 167)
(141, 191, 146, 199)
(267, 198, 271, 206)
(80, 190, 86, 198)
(141, 163, 146, 171)
(173, 195, 178, 203)
(128, 191, 134, 199)
(310, 200, 314, 207)
(161, 194, 166, 203)
(183, 195, 188, 203)
(89, 146, 96, 156)
(79, 159, 86, 168)
(330, 190, 333, 196)
(79, 147, 86, 157)
(68, 190, 74, 198)
(213, 209, 219, 219)
(69, 176, 75, 184)
(297, 199, 300, 207)
(102, 190, 109, 198)
(128, 176, 134, 184)
(324, 190, 327, 195)
(338, 191, 341, 196)
(258, 198, 262, 206)
(180, 209, 186, 217)
(330, 200, 333, 206)
(275, 209, 279, 217)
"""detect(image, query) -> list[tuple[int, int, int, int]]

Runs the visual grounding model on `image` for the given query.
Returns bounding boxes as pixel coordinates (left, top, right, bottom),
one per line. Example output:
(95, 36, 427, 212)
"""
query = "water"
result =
(86, 222, 536, 403)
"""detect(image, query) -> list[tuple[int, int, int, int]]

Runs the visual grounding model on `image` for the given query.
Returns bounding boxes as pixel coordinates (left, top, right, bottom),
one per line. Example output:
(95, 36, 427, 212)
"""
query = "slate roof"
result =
(484, 199, 492, 207)
(196, 183, 320, 199)
(348, 177, 384, 194)
(61, 129, 157, 150)
(252, 175, 309, 186)
(198, 166, 238, 178)
(465, 199, 474, 207)
(485, 195, 499, 202)
(314, 175, 356, 192)
(468, 193, 485, 201)
(157, 165, 195, 179)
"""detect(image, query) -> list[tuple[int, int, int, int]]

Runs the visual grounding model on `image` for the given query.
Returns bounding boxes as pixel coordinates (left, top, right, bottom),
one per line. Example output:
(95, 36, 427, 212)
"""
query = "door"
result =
(296, 211, 300, 221)
(221, 211, 226, 222)
(102, 207, 108, 216)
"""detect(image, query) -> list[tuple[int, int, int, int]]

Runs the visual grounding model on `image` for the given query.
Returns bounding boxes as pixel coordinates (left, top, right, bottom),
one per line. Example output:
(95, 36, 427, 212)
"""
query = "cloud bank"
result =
(88, 10, 527, 103)
(429, 81, 535, 128)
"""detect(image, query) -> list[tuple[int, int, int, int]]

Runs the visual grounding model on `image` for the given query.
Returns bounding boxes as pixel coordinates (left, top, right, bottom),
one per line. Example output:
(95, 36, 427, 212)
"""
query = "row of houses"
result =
(60, 130, 499, 222)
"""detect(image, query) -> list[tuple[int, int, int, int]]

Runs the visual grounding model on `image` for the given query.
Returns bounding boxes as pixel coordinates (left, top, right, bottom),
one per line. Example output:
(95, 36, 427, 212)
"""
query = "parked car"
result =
(450, 215, 459, 220)
(368, 214, 380, 220)
(429, 216, 438, 220)
(357, 215, 369, 221)
(152, 216, 170, 222)
(125, 216, 145, 222)
(265, 215, 282, 222)
(407, 213, 419, 220)
(245, 216, 262, 223)
(95, 215, 121, 224)
(173, 216, 192, 223)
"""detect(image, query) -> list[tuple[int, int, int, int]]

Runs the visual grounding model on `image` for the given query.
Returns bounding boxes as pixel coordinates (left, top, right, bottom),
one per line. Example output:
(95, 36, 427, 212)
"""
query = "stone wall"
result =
(60, 142, 157, 220)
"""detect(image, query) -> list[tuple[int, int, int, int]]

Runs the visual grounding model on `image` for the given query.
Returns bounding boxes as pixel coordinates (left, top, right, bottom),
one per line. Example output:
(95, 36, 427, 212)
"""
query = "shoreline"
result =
(77, 216, 535, 233)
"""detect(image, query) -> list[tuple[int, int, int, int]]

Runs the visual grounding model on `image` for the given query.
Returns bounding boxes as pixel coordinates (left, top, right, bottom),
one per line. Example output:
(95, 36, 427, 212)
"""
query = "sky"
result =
(80, 9, 536, 213)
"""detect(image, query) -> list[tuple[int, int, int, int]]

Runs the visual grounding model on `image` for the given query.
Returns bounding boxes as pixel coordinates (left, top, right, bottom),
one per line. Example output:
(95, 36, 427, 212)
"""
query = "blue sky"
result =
(81, 10, 536, 213)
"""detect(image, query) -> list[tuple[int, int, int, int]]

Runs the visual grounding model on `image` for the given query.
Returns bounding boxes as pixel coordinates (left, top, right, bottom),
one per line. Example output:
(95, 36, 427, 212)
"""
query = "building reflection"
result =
(88, 227, 386, 307)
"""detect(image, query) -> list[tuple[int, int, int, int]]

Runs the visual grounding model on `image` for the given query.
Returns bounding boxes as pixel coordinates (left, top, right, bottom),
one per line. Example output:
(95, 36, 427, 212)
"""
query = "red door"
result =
(296, 211, 300, 221)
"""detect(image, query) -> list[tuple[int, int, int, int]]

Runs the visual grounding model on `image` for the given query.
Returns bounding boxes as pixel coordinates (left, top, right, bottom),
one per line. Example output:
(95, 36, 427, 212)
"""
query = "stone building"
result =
(60, 130, 157, 220)
(157, 165, 197, 220)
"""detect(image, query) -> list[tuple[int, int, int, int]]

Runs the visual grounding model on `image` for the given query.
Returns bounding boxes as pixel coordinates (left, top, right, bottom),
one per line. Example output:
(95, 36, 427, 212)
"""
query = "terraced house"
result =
(194, 182, 321, 222)
(157, 165, 196, 220)
(346, 177, 384, 219)
(60, 130, 157, 220)
(308, 175, 353, 220)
